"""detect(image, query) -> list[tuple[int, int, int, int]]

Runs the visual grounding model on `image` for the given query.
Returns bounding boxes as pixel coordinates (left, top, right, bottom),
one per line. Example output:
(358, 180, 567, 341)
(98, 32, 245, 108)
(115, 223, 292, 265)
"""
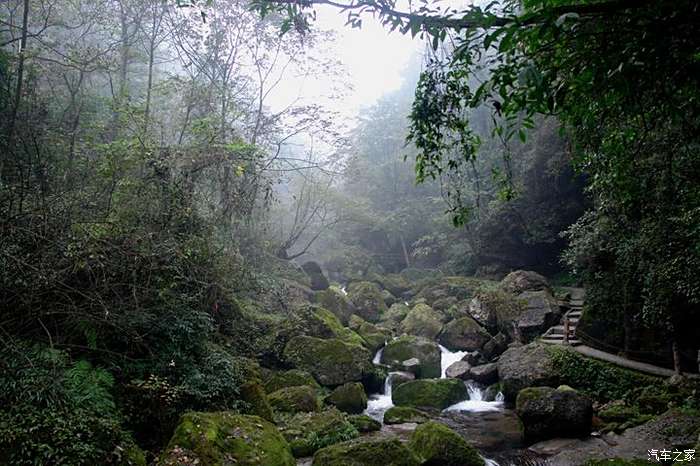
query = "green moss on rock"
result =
(383, 406, 429, 425)
(381, 335, 441, 379)
(315, 288, 356, 325)
(269, 385, 321, 414)
(408, 421, 484, 466)
(325, 382, 368, 414)
(401, 303, 444, 340)
(159, 412, 295, 466)
(240, 381, 274, 422)
(284, 336, 372, 387)
(264, 369, 320, 394)
(438, 316, 491, 351)
(347, 414, 381, 432)
(347, 281, 388, 322)
(312, 438, 421, 466)
(279, 408, 359, 458)
(392, 379, 468, 410)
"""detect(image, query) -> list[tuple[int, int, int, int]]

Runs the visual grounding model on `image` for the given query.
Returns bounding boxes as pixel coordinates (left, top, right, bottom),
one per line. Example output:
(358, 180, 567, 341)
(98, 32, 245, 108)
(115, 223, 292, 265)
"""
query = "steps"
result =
(541, 289, 584, 346)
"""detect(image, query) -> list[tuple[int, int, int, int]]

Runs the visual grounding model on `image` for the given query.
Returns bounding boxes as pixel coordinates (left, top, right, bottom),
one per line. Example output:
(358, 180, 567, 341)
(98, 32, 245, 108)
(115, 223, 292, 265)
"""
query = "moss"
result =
(312, 438, 421, 466)
(392, 379, 468, 410)
(264, 369, 321, 393)
(279, 408, 359, 458)
(160, 412, 295, 466)
(380, 303, 411, 331)
(383, 406, 429, 425)
(117, 441, 147, 466)
(350, 315, 392, 352)
(347, 281, 388, 322)
(284, 336, 372, 386)
(269, 385, 321, 413)
(325, 382, 368, 414)
(598, 404, 641, 423)
(401, 303, 444, 340)
(240, 381, 274, 422)
(438, 316, 491, 351)
(315, 288, 355, 325)
(347, 414, 381, 432)
(408, 421, 484, 466)
(381, 335, 441, 379)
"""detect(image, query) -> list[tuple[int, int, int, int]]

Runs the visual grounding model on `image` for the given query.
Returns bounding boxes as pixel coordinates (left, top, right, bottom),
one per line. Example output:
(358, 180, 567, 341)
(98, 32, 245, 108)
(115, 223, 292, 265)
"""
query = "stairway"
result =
(541, 288, 584, 346)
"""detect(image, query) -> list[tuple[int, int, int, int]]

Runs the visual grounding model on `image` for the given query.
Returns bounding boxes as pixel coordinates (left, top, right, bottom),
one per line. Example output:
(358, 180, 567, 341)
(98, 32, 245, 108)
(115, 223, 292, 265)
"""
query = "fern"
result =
(64, 360, 116, 416)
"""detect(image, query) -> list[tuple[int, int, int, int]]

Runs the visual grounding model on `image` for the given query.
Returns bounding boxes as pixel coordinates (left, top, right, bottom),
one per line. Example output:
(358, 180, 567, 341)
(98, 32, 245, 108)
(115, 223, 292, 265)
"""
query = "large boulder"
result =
(380, 303, 411, 332)
(381, 335, 441, 379)
(284, 336, 372, 386)
(159, 413, 294, 466)
(470, 288, 525, 341)
(516, 386, 592, 442)
(347, 281, 388, 322)
(312, 438, 420, 466)
(501, 270, 550, 295)
(264, 369, 320, 393)
(279, 408, 359, 458)
(269, 385, 321, 413)
(325, 382, 368, 414)
(349, 315, 392, 352)
(372, 273, 411, 297)
(291, 305, 365, 346)
(498, 342, 559, 402)
(438, 316, 491, 351)
(315, 287, 356, 325)
(240, 381, 274, 422)
(468, 363, 499, 385)
(383, 406, 430, 425)
(516, 290, 562, 343)
(445, 361, 471, 379)
(347, 414, 381, 432)
(401, 303, 444, 339)
(408, 421, 485, 466)
(481, 332, 508, 361)
(303, 261, 330, 291)
(392, 379, 469, 410)
(414, 276, 487, 305)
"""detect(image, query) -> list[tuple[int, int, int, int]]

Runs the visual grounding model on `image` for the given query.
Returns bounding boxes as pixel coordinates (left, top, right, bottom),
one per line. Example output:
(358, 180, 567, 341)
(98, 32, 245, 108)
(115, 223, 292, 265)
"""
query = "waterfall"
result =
(373, 346, 384, 365)
(483, 458, 500, 466)
(439, 344, 468, 379)
(340, 286, 348, 296)
(444, 381, 504, 413)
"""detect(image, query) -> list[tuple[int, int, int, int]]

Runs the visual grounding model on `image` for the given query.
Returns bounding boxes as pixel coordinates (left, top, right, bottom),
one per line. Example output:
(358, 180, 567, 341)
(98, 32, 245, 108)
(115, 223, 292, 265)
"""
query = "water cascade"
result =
(439, 344, 467, 379)
(444, 380, 504, 412)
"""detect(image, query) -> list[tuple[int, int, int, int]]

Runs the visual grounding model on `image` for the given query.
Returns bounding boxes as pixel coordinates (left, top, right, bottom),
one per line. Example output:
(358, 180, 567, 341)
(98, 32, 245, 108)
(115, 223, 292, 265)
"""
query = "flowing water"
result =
(439, 344, 468, 378)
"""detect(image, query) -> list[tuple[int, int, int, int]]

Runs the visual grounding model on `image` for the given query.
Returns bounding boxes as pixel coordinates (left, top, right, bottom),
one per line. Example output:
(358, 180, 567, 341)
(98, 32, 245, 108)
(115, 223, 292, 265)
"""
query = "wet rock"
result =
(516, 386, 592, 442)
(312, 438, 420, 466)
(381, 335, 441, 379)
(279, 408, 359, 458)
(303, 261, 330, 291)
(383, 406, 430, 425)
(349, 315, 392, 353)
(401, 303, 444, 340)
(159, 413, 295, 466)
(438, 316, 491, 351)
(497, 342, 559, 402)
(439, 409, 524, 452)
(347, 281, 388, 322)
(445, 361, 472, 379)
(380, 303, 410, 332)
(462, 351, 484, 366)
(501, 270, 550, 295)
(392, 379, 468, 410)
(325, 382, 368, 414)
(469, 363, 499, 385)
(481, 332, 508, 361)
(516, 290, 562, 343)
(314, 287, 356, 325)
(408, 421, 485, 466)
(284, 336, 372, 386)
(348, 414, 381, 432)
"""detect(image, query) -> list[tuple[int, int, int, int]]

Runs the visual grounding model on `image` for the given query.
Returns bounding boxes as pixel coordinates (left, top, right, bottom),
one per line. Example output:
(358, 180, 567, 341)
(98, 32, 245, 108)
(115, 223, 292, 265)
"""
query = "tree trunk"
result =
(672, 340, 682, 375)
(144, 38, 155, 135)
(6, 0, 30, 144)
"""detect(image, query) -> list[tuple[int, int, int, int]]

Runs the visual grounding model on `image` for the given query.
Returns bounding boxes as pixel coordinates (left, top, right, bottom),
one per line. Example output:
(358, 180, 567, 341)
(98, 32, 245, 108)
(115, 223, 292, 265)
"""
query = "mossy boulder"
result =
(392, 379, 468, 410)
(408, 421, 485, 466)
(278, 408, 359, 458)
(383, 406, 430, 425)
(284, 336, 372, 386)
(159, 412, 294, 466)
(117, 441, 147, 466)
(264, 369, 321, 394)
(240, 381, 274, 422)
(302, 261, 330, 291)
(291, 305, 365, 346)
(349, 315, 392, 352)
(269, 385, 321, 413)
(325, 382, 368, 414)
(312, 438, 421, 466)
(380, 303, 411, 332)
(470, 288, 525, 340)
(315, 287, 356, 325)
(438, 316, 491, 351)
(347, 281, 388, 322)
(372, 273, 411, 297)
(347, 414, 381, 432)
(501, 270, 550, 295)
(381, 335, 441, 379)
(414, 276, 488, 305)
(401, 303, 444, 340)
(515, 290, 561, 343)
(516, 386, 592, 442)
(361, 364, 388, 394)
(498, 342, 559, 402)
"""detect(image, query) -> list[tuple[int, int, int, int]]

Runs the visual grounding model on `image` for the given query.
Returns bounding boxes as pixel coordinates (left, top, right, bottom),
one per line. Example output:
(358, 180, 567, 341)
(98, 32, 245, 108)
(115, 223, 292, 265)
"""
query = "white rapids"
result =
(444, 380, 504, 413)
(439, 344, 468, 379)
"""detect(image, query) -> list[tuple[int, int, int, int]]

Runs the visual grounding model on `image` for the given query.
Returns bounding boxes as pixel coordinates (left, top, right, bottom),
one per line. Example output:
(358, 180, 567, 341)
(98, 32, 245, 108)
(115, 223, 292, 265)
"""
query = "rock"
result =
(481, 332, 508, 361)
(284, 336, 372, 386)
(315, 288, 356, 325)
(380, 303, 410, 331)
(159, 413, 294, 466)
(349, 315, 392, 352)
(303, 261, 330, 291)
(279, 408, 359, 458)
(240, 381, 274, 422)
(469, 363, 499, 385)
(462, 351, 484, 366)
(438, 409, 524, 451)
(389, 371, 415, 389)
(312, 438, 420, 466)
(516, 290, 562, 343)
(438, 316, 491, 351)
(269, 385, 321, 413)
(325, 382, 368, 414)
(348, 414, 381, 432)
(401, 303, 444, 339)
(381, 335, 441, 379)
(414, 276, 487, 305)
(497, 342, 559, 402)
(291, 305, 366, 346)
(382, 289, 397, 307)
(392, 379, 468, 410)
(383, 406, 430, 425)
(347, 281, 388, 322)
(483, 383, 504, 402)
(468, 296, 498, 330)
(445, 361, 471, 379)
(264, 369, 321, 393)
(282, 278, 315, 309)
(471, 288, 525, 341)
(361, 364, 388, 394)
(372, 273, 411, 297)
(408, 421, 485, 466)
(119, 442, 147, 466)
(516, 386, 592, 442)
(501, 270, 550, 295)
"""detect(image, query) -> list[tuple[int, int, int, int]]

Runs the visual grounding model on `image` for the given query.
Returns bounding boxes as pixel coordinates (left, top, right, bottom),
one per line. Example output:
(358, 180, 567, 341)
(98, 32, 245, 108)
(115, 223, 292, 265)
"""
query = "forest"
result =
(1, 0, 699, 465)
